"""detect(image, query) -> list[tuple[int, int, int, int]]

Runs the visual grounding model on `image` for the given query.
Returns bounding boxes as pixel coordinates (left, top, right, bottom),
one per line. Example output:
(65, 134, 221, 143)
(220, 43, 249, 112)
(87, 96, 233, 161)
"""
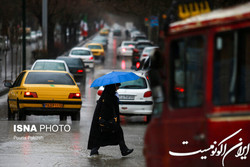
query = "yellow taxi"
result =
(99, 28, 109, 35)
(4, 70, 82, 121)
(85, 43, 105, 62)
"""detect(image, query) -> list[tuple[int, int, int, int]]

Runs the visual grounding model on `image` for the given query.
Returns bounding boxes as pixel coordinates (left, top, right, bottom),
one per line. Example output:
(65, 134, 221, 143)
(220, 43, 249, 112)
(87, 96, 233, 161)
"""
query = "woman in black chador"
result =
(87, 83, 133, 156)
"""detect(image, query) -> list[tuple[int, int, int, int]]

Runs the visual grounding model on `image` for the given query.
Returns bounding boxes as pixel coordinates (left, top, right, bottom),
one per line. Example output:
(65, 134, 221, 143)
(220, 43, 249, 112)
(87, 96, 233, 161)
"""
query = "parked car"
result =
(4, 70, 82, 121)
(117, 41, 136, 58)
(85, 43, 105, 62)
(31, 59, 70, 73)
(56, 56, 86, 85)
(68, 47, 94, 70)
(96, 71, 153, 122)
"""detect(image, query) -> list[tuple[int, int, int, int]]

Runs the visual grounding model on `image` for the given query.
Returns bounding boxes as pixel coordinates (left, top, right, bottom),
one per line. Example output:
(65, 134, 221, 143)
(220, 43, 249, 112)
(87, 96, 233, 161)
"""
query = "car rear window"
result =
(58, 58, 83, 67)
(33, 62, 66, 71)
(87, 45, 102, 49)
(137, 43, 153, 49)
(124, 42, 135, 46)
(119, 77, 147, 89)
(25, 72, 75, 85)
(71, 49, 91, 56)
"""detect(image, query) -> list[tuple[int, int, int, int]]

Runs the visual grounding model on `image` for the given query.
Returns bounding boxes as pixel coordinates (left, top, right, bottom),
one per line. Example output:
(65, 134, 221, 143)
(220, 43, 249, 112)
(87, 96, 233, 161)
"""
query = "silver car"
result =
(69, 47, 94, 69)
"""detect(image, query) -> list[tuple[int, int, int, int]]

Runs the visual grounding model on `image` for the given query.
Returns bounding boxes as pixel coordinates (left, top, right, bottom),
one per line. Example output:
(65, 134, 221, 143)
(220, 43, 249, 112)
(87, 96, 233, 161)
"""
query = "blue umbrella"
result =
(90, 71, 140, 88)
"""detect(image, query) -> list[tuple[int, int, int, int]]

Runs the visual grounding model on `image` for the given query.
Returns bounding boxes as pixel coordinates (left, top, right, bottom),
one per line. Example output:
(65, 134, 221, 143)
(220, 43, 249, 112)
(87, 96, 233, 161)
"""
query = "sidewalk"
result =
(0, 34, 95, 96)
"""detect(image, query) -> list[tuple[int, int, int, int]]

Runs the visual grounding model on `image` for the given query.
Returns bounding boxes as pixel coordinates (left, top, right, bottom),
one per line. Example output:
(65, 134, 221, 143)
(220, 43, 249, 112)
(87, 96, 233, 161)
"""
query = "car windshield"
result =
(119, 77, 147, 89)
(25, 72, 75, 85)
(88, 45, 102, 49)
(71, 49, 91, 55)
(33, 62, 66, 71)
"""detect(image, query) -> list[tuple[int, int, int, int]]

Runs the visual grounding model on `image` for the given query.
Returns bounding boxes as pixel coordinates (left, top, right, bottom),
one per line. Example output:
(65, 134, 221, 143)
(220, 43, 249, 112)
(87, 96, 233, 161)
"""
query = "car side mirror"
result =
(4, 81, 13, 88)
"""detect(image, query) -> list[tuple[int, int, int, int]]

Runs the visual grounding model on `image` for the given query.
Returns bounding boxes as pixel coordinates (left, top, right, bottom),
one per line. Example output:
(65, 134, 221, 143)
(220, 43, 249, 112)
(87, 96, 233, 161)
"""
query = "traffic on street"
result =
(0, 27, 148, 166)
(1, 0, 250, 167)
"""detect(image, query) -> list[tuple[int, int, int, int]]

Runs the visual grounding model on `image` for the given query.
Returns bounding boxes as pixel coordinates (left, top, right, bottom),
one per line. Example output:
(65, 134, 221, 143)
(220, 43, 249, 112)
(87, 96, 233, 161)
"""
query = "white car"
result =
(96, 71, 153, 121)
(117, 41, 136, 57)
(31, 59, 70, 73)
(30, 31, 37, 42)
(69, 47, 94, 69)
(140, 46, 159, 61)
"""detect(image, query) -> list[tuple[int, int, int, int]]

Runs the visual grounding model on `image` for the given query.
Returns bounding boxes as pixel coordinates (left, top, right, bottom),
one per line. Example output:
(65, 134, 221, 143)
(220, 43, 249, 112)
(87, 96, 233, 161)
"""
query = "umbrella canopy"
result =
(90, 71, 140, 88)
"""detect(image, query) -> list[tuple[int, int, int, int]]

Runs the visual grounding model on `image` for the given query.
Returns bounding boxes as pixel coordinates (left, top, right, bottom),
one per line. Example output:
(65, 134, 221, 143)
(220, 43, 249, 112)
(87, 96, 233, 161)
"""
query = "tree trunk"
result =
(48, 23, 55, 58)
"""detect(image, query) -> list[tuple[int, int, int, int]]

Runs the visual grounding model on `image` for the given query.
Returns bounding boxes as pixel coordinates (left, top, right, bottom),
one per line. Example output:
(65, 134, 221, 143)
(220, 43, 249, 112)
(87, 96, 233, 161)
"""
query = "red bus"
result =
(144, 2, 250, 167)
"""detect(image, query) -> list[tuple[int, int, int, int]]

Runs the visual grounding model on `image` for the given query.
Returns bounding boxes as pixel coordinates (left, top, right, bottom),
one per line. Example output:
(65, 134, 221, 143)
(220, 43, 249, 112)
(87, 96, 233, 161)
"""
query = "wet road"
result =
(0, 32, 147, 167)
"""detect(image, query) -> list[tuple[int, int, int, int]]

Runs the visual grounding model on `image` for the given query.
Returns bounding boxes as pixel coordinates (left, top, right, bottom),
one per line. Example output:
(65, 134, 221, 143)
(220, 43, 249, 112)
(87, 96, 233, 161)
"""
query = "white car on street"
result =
(117, 41, 136, 58)
(69, 47, 94, 69)
(31, 59, 70, 73)
(96, 71, 153, 121)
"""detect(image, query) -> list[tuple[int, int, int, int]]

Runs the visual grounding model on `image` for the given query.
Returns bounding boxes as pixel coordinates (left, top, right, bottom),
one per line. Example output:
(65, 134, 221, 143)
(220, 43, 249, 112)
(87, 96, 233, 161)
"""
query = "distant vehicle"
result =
(125, 22, 134, 30)
(85, 43, 105, 62)
(56, 56, 86, 85)
(132, 35, 147, 42)
(131, 41, 153, 69)
(91, 36, 108, 50)
(117, 41, 136, 58)
(31, 59, 70, 73)
(36, 30, 42, 39)
(113, 29, 122, 36)
(99, 28, 109, 36)
(69, 47, 94, 70)
(4, 70, 82, 121)
(140, 46, 159, 61)
(30, 31, 37, 42)
(130, 30, 141, 38)
(96, 71, 153, 122)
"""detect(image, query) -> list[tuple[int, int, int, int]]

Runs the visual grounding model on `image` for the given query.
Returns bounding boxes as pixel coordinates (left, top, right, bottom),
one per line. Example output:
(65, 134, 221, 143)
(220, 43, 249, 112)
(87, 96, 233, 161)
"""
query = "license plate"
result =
(119, 95, 135, 100)
(44, 103, 63, 108)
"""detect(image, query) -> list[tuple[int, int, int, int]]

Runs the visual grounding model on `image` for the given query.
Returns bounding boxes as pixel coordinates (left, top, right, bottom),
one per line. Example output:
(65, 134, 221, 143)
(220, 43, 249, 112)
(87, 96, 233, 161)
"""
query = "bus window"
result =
(170, 36, 205, 108)
(213, 28, 250, 105)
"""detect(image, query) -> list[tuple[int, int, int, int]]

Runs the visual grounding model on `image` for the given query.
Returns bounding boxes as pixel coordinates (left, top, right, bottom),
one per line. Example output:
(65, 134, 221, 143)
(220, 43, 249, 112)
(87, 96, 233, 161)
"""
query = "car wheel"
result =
(59, 115, 67, 121)
(7, 104, 15, 121)
(17, 100, 26, 121)
(71, 111, 80, 121)
(17, 109, 26, 121)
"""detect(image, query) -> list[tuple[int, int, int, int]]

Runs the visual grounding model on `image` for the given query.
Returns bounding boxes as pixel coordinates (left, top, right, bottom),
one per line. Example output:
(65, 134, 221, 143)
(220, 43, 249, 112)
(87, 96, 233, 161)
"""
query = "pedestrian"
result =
(87, 83, 134, 156)
(125, 29, 129, 40)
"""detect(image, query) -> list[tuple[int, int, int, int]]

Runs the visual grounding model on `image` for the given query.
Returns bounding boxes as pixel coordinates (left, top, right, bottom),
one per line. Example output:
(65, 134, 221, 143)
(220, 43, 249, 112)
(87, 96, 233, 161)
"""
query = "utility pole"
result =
(42, 0, 48, 50)
(22, 0, 26, 70)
